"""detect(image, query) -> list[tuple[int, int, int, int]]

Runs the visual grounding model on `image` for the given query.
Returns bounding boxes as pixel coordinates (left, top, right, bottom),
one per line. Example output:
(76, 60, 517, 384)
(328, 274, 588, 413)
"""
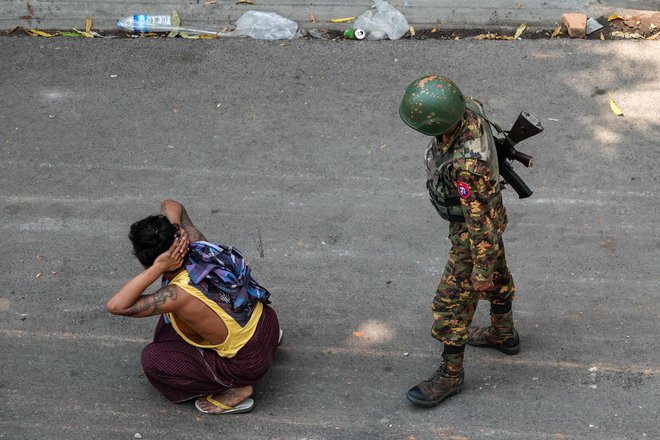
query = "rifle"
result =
(493, 110, 544, 199)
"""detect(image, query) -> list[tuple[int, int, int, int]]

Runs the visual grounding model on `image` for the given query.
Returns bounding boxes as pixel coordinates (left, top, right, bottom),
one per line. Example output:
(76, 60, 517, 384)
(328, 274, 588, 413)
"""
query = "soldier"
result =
(399, 75, 521, 407)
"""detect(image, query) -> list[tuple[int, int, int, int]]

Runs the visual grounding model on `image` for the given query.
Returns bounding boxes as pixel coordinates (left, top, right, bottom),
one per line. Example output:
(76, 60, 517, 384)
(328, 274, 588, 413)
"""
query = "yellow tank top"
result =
(166, 271, 263, 358)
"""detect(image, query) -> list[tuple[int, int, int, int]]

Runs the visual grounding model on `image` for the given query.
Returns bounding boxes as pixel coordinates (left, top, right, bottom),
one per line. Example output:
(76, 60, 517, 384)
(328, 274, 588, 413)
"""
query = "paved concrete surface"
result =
(1, 0, 660, 31)
(1, 36, 659, 439)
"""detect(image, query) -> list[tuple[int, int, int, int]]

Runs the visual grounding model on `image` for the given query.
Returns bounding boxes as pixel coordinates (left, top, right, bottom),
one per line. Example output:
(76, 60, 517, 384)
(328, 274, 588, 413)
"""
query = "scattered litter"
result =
(134, 434, 143, 439)
(48, 115, 55, 119)
(611, 31, 643, 39)
(513, 23, 527, 39)
(354, 0, 409, 40)
(36, 255, 47, 261)
(608, 14, 624, 22)
(85, 17, 93, 33)
(308, 11, 317, 23)
(168, 10, 181, 38)
(35, 272, 42, 278)
(586, 18, 603, 34)
(624, 16, 641, 29)
(474, 33, 516, 40)
(110, 74, 118, 78)
(118, 12, 219, 36)
(328, 17, 356, 23)
(308, 29, 331, 39)
(547, 118, 559, 121)
(608, 92, 624, 116)
(551, 25, 562, 38)
(589, 366, 598, 372)
(404, 0, 413, 7)
(343, 28, 365, 40)
(26, 29, 54, 37)
(231, 11, 298, 40)
(236, 0, 255, 4)
(409, 25, 415, 37)
(403, 352, 409, 356)
(532, 377, 539, 380)
(589, 384, 597, 389)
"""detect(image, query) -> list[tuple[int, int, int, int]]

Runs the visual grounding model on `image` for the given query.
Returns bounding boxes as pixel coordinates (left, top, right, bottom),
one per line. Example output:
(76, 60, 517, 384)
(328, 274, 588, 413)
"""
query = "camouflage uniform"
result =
(425, 97, 515, 347)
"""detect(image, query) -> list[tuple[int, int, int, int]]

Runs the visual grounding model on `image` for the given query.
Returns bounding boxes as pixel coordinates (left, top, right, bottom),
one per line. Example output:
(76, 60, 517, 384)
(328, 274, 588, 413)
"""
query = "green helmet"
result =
(399, 75, 466, 136)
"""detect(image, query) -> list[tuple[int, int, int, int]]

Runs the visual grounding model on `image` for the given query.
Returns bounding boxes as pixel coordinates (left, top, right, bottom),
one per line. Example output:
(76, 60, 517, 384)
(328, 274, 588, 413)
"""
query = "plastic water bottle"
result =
(117, 15, 173, 33)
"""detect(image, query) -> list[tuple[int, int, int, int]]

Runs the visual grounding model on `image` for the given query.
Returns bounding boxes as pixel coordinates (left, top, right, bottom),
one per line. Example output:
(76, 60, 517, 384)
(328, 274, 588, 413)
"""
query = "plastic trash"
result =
(118, 15, 174, 32)
(232, 11, 298, 40)
(354, 0, 409, 40)
(117, 14, 218, 34)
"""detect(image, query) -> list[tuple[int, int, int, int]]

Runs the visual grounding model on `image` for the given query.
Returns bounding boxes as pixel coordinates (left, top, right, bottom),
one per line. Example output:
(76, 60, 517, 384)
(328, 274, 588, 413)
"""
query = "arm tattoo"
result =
(181, 208, 207, 241)
(127, 286, 178, 316)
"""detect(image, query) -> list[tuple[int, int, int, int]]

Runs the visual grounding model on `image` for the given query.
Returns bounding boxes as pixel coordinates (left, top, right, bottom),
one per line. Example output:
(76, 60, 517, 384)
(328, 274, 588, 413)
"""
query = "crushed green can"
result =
(343, 28, 366, 40)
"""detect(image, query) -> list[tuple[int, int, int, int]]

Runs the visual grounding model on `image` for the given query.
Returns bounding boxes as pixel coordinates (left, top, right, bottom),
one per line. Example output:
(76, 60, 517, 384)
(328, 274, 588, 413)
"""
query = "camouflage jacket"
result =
(425, 97, 508, 283)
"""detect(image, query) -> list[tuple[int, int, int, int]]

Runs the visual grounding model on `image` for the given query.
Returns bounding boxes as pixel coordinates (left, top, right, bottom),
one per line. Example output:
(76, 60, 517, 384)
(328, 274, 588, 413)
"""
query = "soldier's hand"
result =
(472, 276, 494, 292)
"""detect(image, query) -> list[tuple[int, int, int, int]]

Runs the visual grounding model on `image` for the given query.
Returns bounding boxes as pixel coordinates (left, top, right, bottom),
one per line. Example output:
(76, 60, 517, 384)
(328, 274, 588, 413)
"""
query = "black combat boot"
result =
(406, 352, 464, 407)
(467, 305, 520, 355)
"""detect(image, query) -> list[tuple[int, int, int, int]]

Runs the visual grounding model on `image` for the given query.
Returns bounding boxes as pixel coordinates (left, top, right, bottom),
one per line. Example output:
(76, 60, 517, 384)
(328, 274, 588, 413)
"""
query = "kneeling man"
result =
(106, 199, 280, 414)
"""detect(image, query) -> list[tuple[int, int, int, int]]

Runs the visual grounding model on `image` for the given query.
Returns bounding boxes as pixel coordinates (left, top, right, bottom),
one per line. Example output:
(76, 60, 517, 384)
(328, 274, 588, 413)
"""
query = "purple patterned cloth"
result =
(184, 241, 271, 327)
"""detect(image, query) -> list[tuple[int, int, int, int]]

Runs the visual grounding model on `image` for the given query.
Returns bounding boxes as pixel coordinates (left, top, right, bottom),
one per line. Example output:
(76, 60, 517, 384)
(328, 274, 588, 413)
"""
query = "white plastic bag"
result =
(354, 0, 409, 40)
(233, 11, 298, 40)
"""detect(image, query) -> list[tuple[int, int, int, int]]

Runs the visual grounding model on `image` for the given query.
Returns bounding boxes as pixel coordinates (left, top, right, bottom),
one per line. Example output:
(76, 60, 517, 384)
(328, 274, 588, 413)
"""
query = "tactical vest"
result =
(425, 99, 499, 223)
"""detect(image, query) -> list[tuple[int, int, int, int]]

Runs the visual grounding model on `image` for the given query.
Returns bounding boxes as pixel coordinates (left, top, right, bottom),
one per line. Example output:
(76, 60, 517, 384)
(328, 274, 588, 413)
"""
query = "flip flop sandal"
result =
(194, 395, 254, 415)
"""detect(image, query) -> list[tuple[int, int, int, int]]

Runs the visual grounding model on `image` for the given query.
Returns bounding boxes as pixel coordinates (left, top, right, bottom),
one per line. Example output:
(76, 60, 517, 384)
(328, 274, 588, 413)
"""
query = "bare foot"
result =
(196, 385, 253, 414)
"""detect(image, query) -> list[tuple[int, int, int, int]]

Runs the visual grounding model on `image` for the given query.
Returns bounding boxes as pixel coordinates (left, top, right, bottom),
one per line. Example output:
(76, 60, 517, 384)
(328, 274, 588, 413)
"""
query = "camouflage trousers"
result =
(431, 222, 515, 346)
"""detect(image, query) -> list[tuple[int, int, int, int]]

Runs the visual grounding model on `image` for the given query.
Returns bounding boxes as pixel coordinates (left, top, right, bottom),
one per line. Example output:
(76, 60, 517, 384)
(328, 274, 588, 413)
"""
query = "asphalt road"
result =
(0, 37, 658, 440)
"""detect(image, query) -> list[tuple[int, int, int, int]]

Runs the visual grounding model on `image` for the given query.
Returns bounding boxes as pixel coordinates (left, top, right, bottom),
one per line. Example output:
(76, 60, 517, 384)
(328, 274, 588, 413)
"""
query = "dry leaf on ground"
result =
(27, 29, 53, 37)
(608, 92, 624, 116)
(513, 23, 527, 38)
(328, 17, 356, 23)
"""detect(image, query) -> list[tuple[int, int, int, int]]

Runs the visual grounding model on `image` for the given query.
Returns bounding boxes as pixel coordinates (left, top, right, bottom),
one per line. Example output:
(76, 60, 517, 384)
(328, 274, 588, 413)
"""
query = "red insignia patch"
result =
(457, 181, 470, 199)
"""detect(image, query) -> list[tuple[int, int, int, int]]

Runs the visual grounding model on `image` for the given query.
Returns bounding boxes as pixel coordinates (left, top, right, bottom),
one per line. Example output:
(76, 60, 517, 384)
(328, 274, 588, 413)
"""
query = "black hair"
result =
(128, 215, 178, 267)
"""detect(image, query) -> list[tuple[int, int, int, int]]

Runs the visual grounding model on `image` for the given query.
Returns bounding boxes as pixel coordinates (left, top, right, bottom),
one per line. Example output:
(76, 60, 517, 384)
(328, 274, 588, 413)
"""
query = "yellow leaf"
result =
(236, 0, 255, 4)
(309, 12, 316, 23)
(409, 25, 415, 37)
(27, 29, 53, 37)
(513, 23, 527, 39)
(169, 10, 180, 38)
(608, 92, 624, 116)
(199, 34, 218, 39)
(431, 28, 437, 33)
(85, 17, 92, 33)
(551, 25, 562, 38)
(608, 14, 624, 21)
(328, 17, 356, 23)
